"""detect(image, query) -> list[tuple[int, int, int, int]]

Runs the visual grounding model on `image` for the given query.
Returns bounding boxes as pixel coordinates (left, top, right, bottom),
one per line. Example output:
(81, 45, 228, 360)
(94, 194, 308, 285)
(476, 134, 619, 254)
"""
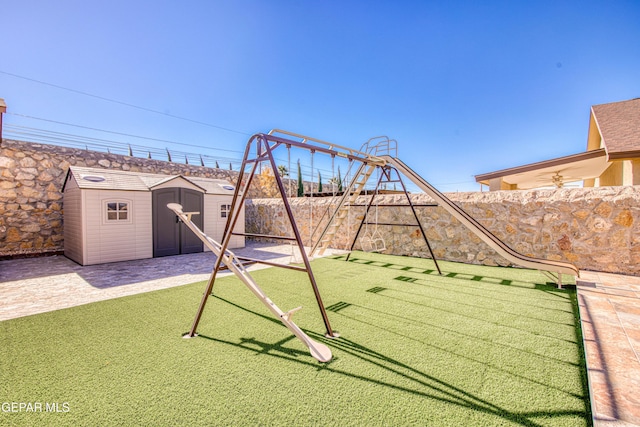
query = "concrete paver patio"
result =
(1, 246, 638, 426)
(0, 241, 335, 322)
(577, 271, 640, 427)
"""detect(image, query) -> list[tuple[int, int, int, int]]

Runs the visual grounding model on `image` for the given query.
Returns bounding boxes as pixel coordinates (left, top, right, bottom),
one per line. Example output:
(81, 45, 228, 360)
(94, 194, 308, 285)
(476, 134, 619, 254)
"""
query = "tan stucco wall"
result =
(598, 161, 625, 186)
(633, 160, 640, 185)
(586, 113, 602, 151)
(489, 178, 517, 191)
(587, 159, 640, 187)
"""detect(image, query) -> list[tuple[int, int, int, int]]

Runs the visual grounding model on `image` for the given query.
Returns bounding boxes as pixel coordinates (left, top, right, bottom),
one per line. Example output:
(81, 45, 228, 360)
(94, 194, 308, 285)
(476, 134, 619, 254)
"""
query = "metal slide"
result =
(381, 156, 580, 281)
(167, 203, 333, 363)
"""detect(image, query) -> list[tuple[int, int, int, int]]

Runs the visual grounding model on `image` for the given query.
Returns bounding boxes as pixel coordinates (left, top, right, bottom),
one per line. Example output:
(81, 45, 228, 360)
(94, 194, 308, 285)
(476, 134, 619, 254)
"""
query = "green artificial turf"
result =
(1, 252, 590, 426)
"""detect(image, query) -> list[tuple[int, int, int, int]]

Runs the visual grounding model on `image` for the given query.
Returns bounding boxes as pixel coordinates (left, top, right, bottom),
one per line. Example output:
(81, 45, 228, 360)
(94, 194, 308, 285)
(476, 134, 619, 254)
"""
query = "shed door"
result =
(180, 189, 204, 254)
(152, 188, 204, 257)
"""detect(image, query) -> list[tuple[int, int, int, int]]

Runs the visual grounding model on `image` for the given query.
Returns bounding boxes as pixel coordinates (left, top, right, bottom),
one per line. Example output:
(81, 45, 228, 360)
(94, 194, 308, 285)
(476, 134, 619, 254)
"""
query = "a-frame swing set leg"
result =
(177, 133, 337, 363)
(390, 167, 442, 275)
(183, 139, 258, 339)
(260, 136, 337, 339)
(169, 203, 333, 363)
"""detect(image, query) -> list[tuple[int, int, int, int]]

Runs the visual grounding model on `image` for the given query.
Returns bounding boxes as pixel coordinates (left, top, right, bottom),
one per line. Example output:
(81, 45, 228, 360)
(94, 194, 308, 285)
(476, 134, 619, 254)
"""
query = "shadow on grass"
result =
(197, 295, 588, 427)
(327, 301, 590, 413)
(394, 273, 571, 313)
(390, 275, 575, 328)
(333, 254, 572, 292)
(330, 254, 573, 316)
(329, 297, 581, 368)
(199, 332, 585, 427)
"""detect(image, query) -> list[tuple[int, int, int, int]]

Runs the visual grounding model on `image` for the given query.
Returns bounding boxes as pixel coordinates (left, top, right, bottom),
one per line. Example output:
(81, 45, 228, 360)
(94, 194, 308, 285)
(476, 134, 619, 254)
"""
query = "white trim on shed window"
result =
(220, 203, 231, 218)
(103, 199, 133, 224)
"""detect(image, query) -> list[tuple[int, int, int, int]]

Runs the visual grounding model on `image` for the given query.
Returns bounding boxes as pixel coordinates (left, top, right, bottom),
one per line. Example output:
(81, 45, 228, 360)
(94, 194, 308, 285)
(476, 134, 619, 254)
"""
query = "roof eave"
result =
(474, 148, 607, 182)
(607, 150, 640, 160)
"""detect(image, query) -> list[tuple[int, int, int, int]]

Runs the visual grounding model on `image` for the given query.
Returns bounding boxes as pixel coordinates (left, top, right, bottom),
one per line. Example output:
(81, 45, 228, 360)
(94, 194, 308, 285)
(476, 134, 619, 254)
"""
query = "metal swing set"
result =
(168, 130, 428, 363)
(168, 129, 579, 363)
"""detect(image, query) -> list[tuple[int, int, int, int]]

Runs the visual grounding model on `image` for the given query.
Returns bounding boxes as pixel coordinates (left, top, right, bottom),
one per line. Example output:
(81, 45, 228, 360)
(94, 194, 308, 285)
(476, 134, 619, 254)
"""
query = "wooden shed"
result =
(62, 166, 244, 266)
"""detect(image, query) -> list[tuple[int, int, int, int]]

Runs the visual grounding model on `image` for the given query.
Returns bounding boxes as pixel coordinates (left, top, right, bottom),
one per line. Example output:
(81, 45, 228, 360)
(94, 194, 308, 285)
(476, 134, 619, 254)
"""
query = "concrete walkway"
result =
(0, 241, 340, 322)
(1, 248, 638, 426)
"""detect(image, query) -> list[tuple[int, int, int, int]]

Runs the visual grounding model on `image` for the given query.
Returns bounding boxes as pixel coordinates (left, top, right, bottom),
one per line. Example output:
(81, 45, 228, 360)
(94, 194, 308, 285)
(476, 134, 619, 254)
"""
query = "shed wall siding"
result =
(83, 190, 153, 265)
(62, 178, 85, 265)
(203, 196, 245, 249)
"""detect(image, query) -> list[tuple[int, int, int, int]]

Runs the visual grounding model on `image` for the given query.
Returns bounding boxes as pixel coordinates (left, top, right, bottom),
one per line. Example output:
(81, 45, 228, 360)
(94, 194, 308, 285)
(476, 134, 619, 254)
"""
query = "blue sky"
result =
(2, 0, 640, 191)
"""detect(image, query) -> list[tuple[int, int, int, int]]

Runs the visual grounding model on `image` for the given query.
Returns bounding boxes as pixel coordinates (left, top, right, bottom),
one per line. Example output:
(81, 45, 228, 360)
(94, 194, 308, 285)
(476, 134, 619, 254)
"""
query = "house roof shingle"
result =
(591, 98, 640, 159)
(475, 98, 640, 188)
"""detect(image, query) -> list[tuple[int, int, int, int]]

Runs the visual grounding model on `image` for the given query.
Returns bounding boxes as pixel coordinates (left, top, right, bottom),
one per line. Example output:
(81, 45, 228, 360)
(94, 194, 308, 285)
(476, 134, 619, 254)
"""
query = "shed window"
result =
(106, 201, 129, 221)
(220, 204, 231, 218)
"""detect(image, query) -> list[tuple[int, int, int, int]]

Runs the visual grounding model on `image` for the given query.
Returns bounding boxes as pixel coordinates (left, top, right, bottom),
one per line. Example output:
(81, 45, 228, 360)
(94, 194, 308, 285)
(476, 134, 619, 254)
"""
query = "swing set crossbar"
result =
(231, 232, 298, 241)
(233, 256, 307, 272)
(348, 203, 438, 208)
(267, 130, 388, 167)
(362, 222, 423, 227)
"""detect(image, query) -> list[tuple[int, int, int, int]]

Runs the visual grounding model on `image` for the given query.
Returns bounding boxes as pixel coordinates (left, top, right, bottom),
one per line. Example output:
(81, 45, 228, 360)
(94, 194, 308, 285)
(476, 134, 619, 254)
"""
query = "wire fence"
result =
(3, 123, 244, 170)
(2, 113, 424, 193)
(2, 122, 361, 188)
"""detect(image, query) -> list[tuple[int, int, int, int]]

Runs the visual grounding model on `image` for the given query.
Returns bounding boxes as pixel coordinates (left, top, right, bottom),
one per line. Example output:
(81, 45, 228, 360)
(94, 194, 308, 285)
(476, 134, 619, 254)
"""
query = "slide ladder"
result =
(311, 162, 377, 256)
(381, 157, 580, 283)
(167, 203, 332, 363)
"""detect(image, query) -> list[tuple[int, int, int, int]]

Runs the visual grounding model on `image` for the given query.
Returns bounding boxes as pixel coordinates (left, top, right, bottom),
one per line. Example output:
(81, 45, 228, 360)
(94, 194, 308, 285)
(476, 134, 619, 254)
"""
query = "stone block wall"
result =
(2, 138, 638, 276)
(246, 186, 639, 276)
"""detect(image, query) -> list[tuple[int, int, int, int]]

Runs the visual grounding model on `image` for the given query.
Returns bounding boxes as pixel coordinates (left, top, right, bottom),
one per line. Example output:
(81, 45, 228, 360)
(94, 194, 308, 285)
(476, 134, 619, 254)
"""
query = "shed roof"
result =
(590, 98, 640, 159)
(185, 176, 237, 195)
(63, 166, 237, 195)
